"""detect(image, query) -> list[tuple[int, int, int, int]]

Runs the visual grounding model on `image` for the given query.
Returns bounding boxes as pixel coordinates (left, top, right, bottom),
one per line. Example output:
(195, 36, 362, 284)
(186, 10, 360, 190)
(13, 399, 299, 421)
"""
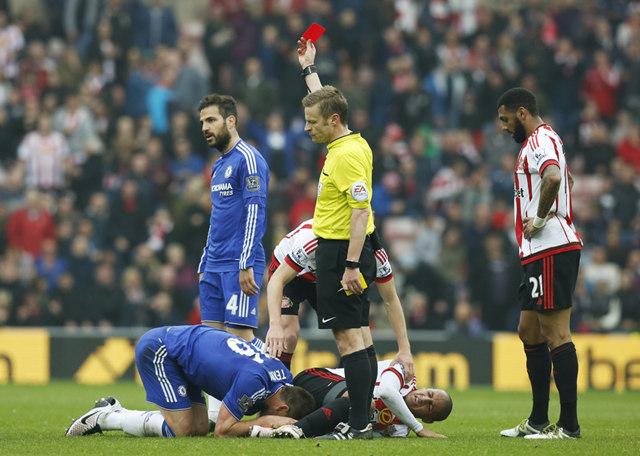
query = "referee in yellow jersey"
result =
(296, 38, 377, 440)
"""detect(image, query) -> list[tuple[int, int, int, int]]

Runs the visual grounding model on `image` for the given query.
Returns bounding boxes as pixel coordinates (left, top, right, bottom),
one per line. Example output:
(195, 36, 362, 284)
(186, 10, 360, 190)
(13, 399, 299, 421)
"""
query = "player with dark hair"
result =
(197, 94, 270, 420)
(65, 325, 314, 438)
(297, 38, 378, 439)
(497, 87, 582, 439)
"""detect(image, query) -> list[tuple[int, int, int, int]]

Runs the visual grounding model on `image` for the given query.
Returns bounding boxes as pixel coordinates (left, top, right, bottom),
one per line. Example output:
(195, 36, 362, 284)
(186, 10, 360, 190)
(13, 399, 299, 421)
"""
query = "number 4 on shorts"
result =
(529, 275, 543, 298)
(226, 294, 238, 315)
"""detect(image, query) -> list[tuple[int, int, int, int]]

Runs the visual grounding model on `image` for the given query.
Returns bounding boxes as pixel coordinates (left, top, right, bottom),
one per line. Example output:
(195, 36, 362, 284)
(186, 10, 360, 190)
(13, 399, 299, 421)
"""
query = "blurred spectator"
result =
(445, 295, 486, 337)
(7, 189, 55, 257)
(133, 0, 178, 52)
(0, 0, 638, 333)
(17, 114, 71, 190)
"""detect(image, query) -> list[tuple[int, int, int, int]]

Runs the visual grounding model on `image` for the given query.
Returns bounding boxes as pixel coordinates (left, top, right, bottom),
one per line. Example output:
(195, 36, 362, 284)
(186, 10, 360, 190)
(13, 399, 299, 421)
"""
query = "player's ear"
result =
(517, 107, 526, 121)
(277, 403, 290, 416)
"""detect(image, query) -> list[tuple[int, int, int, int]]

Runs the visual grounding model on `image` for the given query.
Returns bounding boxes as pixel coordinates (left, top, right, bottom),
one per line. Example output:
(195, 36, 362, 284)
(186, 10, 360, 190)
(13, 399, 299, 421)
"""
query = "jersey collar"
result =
(327, 132, 360, 151)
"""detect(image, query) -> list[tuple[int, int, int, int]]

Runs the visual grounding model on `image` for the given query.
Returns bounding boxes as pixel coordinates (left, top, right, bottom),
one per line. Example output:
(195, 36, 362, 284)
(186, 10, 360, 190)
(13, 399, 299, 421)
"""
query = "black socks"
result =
(551, 342, 579, 432)
(342, 349, 372, 430)
(524, 342, 551, 426)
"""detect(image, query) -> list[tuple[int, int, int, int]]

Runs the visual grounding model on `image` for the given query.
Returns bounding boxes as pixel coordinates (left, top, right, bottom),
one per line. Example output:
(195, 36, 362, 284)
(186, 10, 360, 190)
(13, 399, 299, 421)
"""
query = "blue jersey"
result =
(198, 139, 269, 273)
(163, 325, 292, 420)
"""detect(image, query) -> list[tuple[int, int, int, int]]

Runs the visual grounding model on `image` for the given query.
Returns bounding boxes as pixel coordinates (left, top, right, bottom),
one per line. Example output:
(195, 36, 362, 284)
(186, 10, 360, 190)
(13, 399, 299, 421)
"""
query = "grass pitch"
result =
(1, 382, 639, 455)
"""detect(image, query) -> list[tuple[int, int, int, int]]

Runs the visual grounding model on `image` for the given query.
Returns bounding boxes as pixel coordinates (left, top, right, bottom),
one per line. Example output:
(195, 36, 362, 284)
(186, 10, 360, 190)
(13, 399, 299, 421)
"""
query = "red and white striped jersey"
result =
(273, 219, 394, 283)
(18, 131, 70, 190)
(513, 124, 582, 264)
(327, 360, 418, 437)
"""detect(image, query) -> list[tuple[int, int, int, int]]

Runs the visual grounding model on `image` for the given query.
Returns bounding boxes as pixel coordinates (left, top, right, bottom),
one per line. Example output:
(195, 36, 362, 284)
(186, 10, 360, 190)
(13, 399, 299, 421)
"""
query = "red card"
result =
(302, 22, 326, 42)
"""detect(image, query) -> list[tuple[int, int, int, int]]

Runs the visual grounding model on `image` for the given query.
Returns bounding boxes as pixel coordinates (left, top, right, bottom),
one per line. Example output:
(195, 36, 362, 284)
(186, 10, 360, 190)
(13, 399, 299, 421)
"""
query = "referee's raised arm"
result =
(297, 36, 377, 440)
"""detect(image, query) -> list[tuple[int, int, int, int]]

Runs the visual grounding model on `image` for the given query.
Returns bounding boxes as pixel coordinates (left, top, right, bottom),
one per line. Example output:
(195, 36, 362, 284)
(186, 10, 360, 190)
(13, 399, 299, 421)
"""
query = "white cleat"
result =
(272, 424, 305, 439)
(524, 424, 581, 439)
(500, 419, 548, 438)
(65, 396, 122, 437)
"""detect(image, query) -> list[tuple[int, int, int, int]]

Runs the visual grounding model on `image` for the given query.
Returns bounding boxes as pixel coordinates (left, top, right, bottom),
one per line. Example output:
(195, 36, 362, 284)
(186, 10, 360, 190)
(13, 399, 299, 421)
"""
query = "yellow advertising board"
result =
(493, 333, 640, 392)
(0, 328, 49, 384)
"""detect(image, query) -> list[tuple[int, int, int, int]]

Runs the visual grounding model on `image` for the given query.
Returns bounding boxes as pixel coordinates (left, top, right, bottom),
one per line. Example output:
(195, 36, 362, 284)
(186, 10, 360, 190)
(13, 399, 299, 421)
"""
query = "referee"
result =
(297, 38, 377, 440)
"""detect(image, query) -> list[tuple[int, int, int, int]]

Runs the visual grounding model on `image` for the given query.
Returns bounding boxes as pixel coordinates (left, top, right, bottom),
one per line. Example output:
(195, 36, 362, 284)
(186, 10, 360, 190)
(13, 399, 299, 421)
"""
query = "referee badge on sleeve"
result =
(245, 176, 261, 191)
(350, 181, 369, 202)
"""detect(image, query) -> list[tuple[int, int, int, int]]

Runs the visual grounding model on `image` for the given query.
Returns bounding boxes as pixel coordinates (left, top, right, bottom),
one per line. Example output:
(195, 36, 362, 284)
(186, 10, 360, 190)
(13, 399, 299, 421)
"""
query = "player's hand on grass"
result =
(240, 268, 259, 296)
(416, 428, 447, 439)
(297, 37, 316, 69)
(265, 324, 286, 358)
(393, 350, 415, 381)
(522, 217, 543, 240)
(341, 267, 363, 295)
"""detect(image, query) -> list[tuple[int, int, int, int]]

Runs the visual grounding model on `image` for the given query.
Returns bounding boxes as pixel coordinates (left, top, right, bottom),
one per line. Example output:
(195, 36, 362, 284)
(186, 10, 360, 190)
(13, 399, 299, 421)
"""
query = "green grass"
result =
(1, 382, 639, 455)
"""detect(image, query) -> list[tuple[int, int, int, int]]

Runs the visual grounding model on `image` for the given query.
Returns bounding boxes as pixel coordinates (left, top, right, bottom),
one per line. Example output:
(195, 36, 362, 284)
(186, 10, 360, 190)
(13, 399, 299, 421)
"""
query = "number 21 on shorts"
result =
(529, 275, 543, 298)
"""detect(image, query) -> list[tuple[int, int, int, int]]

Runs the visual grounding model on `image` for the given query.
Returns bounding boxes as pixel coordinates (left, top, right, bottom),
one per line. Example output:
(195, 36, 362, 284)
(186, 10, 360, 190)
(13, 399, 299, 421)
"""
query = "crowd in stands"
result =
(0, 0, 638, 335)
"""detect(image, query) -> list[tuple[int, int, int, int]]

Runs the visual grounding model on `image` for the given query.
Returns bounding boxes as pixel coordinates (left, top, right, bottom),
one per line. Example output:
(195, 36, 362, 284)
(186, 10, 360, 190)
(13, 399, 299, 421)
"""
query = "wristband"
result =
(301, 64, 317, 77)
(533, 215, 547, 229)
(345, 260, 360, 269)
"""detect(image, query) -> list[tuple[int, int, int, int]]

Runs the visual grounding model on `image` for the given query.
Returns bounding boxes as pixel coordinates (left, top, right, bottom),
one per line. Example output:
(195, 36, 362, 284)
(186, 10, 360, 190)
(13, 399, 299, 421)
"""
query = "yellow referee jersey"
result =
(313, 133, 375, 239)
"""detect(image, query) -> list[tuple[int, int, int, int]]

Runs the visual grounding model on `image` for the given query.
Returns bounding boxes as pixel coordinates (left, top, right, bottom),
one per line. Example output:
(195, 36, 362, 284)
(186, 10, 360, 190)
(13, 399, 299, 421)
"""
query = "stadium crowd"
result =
(0, 0, 638, 334)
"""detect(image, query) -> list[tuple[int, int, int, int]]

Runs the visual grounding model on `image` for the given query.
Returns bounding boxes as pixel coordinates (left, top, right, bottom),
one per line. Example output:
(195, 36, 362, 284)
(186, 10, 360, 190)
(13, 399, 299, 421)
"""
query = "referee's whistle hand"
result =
(240, 268, 259, 296)
(342, 268, 363, 295)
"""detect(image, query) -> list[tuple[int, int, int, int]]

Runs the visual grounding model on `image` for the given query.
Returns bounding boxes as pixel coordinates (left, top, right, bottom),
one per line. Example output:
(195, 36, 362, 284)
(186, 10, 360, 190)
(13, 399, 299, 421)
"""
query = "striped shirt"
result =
(273, 219, 394, 283)
(18, 131, 70, 190)
(198, 139, 269, 273)
(513, 124, 582, 264)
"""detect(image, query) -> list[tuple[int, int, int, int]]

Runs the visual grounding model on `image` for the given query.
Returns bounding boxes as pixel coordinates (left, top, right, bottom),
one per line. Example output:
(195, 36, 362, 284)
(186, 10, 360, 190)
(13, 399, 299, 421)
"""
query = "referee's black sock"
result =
(524, 342, 551, 426)
(294, 397, 349, 437)
(366, 345, 378, 404)
(551, 342, 579, 432)
(342, 349, 371, 430)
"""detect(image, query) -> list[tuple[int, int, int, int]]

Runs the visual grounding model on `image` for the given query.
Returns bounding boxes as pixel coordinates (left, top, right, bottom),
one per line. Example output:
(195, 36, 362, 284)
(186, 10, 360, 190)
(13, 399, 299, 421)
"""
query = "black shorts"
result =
(518, 250, 580, 312)
(293, 368, 347, 408)
(315, 237, 376, 329)
(281, 277, 317, 316)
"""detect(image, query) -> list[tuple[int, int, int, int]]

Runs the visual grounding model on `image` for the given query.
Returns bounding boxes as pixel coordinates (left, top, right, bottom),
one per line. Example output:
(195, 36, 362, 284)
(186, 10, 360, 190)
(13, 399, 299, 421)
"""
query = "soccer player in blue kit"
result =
(65, 325, 315, 438)
(197, 94, 269, 346)
(196, 94, 271, 422)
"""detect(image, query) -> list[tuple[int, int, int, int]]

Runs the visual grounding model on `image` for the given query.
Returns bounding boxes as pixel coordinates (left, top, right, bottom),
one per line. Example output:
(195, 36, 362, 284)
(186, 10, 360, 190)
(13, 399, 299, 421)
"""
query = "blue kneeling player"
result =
(66, 325, 314, 438)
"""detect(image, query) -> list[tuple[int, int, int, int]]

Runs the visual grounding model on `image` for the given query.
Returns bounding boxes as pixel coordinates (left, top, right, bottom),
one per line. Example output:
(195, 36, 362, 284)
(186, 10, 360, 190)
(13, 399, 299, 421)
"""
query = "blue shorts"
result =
(135, 327, 206, 410)
(199, 270, 263, 328)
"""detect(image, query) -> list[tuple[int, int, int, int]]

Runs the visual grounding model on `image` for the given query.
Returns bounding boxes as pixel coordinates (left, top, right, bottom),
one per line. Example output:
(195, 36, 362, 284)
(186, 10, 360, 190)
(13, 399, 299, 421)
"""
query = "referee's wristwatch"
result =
(301, 64, 317, 77)
(345, 260, 360, 269)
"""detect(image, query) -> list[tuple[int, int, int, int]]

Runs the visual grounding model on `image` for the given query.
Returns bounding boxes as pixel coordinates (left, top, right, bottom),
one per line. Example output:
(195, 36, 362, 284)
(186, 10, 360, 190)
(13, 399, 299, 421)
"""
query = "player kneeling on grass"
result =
(252, 360, 452, 439)
(65, 325, 314, 438)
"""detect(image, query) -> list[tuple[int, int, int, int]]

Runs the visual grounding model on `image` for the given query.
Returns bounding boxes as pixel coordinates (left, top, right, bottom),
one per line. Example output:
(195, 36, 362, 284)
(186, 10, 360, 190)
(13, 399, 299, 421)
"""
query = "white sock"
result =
(99, 409, 165, 436)
(208, 395, 222, 423)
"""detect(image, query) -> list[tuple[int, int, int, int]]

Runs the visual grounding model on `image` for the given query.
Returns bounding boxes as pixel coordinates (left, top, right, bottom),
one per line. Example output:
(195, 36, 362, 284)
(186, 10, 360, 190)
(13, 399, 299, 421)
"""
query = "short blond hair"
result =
(302, 85, 349, 124)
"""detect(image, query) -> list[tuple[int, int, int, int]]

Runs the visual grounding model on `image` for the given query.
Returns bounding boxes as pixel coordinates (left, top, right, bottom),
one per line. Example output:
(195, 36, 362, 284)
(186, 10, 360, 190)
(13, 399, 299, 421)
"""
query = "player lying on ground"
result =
(251, 360, 452, 439)
(65, 325, 314, 438)
(264, 220, 414, 378)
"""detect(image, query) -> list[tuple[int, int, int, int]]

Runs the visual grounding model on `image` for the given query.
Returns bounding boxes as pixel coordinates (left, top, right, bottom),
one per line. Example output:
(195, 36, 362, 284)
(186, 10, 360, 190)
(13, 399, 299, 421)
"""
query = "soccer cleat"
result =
(500, 419, 548, 438)
(316, 422, 373, 440)
(272, 424, 305, 439)
(524, 424, 581, 439)
(65, 396, 122, 437)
